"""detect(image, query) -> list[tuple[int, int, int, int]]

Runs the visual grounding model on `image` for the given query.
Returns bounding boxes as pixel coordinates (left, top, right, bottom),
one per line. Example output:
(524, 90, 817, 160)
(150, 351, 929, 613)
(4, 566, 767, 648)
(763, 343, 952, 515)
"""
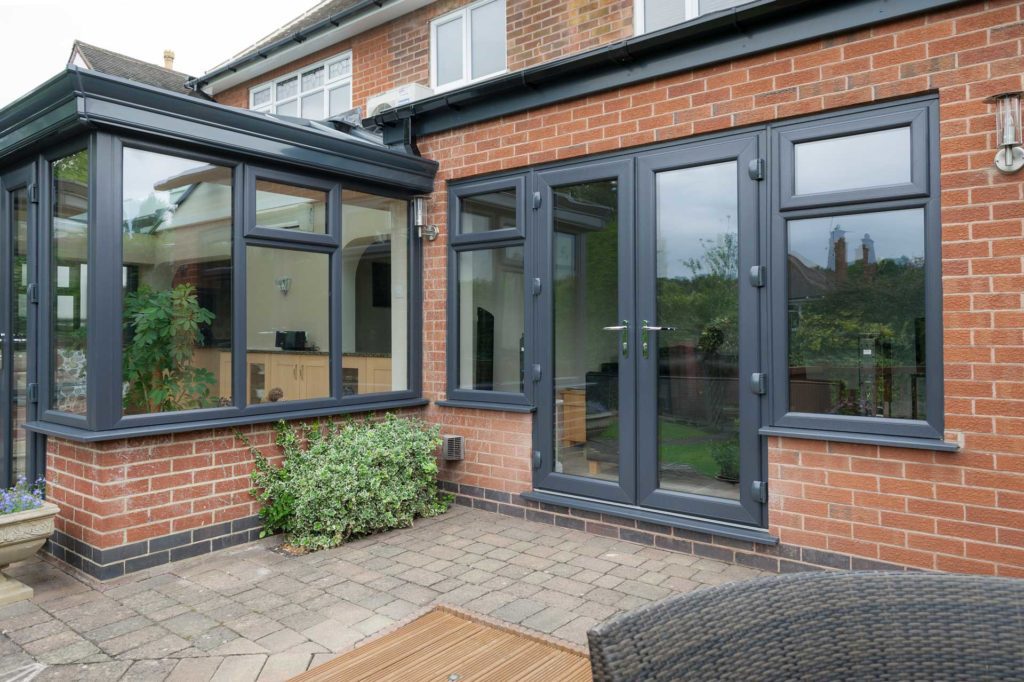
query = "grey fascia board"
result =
(371, 0, 967, 136)
(2, 68, 437, 192)
(190, 0, 397, 89)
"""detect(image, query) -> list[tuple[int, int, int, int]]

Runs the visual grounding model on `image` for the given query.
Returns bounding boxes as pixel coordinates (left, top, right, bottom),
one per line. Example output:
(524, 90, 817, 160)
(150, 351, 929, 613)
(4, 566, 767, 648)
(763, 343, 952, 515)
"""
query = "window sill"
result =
(434, 400, 535, 413)
(24, 398, 429, 443)
(759, 426, 959, 452)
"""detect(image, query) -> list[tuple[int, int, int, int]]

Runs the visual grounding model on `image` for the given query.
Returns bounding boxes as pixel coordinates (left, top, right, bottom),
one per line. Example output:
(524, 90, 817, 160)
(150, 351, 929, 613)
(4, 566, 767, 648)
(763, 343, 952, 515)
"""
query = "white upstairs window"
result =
(249, 52, 353, 120)
(636, 0, 755, 34)
(431, 0, 507, 93)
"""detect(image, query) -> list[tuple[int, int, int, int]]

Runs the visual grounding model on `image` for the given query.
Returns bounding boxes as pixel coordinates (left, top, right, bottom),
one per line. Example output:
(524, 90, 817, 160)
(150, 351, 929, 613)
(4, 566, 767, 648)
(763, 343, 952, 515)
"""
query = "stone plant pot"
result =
(0, 501, 59, 605)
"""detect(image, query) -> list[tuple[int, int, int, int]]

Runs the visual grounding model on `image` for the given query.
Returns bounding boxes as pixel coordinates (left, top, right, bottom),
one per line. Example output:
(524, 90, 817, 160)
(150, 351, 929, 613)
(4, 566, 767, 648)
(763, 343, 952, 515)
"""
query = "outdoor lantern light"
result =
(987, 91, 1024, 173)
(413, 195, 439, 241)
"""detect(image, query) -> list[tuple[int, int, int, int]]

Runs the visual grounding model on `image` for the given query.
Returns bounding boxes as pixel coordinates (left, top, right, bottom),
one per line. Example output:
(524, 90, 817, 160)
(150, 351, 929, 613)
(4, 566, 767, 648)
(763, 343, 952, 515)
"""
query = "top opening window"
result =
(250, 52, 353, 120)
(431, 0, 507, 93)
(794, 127, 912, 196)
(636, 0, 755, 34)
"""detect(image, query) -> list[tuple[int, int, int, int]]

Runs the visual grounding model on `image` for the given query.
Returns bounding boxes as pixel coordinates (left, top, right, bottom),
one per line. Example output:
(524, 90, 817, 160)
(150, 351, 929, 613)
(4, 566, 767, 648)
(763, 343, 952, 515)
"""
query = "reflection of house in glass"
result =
(788, 213, 926, 420)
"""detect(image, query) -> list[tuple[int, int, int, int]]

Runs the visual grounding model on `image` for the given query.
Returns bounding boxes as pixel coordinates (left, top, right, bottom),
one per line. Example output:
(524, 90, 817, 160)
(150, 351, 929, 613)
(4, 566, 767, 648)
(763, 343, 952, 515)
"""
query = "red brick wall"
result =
(47, 427, 277, 550)
(413, 0, 1024, 576)
(216, 0, 633, 113)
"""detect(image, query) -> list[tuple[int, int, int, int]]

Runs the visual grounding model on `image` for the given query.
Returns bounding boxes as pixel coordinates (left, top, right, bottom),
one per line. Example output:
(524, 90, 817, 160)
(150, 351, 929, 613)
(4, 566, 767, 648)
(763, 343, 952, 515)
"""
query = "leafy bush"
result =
(1, 478, 45, 515)
(711, 437, 740, 482)
(249, 415, 451, 550)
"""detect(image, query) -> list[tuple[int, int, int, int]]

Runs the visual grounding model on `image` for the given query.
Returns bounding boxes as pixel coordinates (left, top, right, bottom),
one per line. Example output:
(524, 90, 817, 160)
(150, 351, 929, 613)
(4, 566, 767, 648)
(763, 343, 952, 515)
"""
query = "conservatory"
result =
(0, 67, 436, 488)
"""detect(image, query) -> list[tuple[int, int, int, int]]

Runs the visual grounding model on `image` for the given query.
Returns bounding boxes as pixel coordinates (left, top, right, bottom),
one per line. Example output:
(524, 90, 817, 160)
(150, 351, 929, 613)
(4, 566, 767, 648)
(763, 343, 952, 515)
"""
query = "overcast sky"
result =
(0, 1, 319, 108)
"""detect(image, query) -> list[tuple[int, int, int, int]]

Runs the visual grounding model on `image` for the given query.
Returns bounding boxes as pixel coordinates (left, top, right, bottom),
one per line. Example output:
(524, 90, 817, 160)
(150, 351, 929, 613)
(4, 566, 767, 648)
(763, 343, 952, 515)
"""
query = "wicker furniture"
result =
(588, 571, 1024, 681)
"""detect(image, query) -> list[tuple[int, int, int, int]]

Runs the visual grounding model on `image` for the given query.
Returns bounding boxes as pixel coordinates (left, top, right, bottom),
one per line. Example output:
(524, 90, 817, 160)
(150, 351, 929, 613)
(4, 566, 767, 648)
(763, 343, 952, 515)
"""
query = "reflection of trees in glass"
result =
(789, 254, 925, 418)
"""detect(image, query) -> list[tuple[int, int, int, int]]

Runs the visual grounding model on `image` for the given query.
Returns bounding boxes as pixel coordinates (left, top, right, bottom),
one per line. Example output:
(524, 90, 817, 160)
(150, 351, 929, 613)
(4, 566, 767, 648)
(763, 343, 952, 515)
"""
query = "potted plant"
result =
(0, 478, 58, 605)
(711, 438, 741, 484)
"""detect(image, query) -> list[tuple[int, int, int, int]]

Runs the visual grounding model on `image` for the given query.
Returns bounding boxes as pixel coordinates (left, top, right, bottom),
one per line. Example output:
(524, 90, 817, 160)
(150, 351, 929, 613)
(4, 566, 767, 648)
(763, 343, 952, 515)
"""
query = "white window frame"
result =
(634, 0, 698, 34)
(430, 0, 508, 94)
(249, 51, 353, 119)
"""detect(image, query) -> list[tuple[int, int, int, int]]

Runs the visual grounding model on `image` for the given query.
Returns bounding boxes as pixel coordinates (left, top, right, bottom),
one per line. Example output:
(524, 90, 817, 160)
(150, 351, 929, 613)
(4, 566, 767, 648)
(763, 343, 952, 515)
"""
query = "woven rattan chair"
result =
(587, 571, 1024, 681)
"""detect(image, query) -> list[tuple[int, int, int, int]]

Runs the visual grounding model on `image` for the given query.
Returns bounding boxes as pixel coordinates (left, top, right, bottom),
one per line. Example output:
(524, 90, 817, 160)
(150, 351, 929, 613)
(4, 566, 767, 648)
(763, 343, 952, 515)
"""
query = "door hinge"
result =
(27, 383, 38, 404)
(532, 364, 542, 382)
(28, 184, 39, 204)
(752, 480, 768, 503)
(532, 278, 542, 296)
(531, 450, 542, 470)
(749, 372, 767, 395)
(748, 158, 765, 181)
(27, 283, 38, 304)
(748, 265, 765, 288)
(532, 191, 542, 210)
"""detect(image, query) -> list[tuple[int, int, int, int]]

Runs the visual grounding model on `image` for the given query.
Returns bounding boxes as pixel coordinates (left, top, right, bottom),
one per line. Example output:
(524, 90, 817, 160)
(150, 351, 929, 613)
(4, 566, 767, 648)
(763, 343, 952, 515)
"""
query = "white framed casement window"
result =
(249, 51, 353, 120)
(635, 0, 754, 34)
(430, 0, 507, 93)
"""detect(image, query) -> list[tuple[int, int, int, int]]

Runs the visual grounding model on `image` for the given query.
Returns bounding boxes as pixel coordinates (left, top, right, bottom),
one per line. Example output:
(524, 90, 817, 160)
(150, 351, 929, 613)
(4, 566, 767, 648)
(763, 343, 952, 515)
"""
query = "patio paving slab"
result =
(0, 506, 769, 680)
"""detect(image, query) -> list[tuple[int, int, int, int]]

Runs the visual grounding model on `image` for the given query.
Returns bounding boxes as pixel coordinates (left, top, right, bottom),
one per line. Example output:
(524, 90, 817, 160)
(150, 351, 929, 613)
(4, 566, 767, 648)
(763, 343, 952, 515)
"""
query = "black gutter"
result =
(0, 68, 438, 193)
(189, 0, 392, 90)
(370, 0, 968, 138)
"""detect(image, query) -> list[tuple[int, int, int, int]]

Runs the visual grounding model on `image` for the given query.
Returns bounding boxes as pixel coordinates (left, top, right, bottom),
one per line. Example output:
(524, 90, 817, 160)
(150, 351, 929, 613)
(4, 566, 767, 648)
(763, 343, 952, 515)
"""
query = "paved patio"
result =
(0, 506, 768, 681)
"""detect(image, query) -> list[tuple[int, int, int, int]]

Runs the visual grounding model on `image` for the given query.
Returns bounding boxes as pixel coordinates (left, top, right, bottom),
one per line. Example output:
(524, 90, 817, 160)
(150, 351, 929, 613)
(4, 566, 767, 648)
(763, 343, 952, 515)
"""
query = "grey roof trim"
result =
(370, 0, 968, 137)
(0, 68, 437, 193)
(191, 0, 396, 90)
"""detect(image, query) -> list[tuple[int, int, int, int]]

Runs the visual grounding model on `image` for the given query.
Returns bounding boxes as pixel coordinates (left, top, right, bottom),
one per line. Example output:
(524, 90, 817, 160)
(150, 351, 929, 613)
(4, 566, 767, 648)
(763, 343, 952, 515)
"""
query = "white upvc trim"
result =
(429, 0, 508, 95)
(248, 51, 353, 119)
(634, 0, 699, 35)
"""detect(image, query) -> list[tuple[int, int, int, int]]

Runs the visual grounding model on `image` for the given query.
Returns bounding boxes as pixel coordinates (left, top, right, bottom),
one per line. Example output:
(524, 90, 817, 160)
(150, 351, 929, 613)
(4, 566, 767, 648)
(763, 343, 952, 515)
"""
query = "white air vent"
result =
(442, 435, 465, 461)
(367, 83, 434, 117)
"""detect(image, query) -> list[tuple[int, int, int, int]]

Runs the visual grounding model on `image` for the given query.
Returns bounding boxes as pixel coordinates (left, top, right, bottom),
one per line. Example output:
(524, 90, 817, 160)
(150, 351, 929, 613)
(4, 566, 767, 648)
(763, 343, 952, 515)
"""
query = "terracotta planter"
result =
(0, 501, 59, 605)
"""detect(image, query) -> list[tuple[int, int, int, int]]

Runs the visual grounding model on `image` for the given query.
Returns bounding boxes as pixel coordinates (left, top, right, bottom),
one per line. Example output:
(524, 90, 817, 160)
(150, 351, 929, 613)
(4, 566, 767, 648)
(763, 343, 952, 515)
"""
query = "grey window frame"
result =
(768, 97, 944, 442)
(445, 174, 534, 410)
(27, 131, 423, 437)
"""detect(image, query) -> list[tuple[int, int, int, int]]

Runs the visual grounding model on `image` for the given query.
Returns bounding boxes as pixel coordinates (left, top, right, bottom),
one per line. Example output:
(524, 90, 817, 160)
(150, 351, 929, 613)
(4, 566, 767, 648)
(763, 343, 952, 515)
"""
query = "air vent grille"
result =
(442, 435, 465, 461)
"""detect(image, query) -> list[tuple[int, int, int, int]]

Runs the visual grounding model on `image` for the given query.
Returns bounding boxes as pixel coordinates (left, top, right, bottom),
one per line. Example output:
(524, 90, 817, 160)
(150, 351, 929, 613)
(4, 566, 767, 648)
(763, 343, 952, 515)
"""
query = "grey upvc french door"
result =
(0, 163, 40, 488)
(635, 133, 764, 526)
(534, 133, 765, 527)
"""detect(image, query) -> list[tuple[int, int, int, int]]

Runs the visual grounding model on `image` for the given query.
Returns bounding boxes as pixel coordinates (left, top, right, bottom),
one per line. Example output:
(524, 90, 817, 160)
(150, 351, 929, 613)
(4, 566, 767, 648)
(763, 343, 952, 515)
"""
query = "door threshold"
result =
(522, 490, 778, 546)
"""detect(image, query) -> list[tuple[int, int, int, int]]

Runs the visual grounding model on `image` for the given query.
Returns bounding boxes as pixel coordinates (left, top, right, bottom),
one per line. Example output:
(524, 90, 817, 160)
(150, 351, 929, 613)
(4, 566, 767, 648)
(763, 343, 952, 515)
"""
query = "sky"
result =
(0, 0, 319, 108)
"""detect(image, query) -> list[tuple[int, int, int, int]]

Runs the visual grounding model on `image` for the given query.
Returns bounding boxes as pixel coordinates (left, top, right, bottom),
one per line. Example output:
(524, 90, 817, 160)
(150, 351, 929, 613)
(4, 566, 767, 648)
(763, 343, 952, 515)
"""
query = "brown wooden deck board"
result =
(291, 606, 592, 682)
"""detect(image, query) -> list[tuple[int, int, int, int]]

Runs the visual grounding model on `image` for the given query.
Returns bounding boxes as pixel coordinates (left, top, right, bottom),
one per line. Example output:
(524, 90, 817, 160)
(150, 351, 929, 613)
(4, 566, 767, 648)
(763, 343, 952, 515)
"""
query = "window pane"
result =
(252, 87, 271, 108)
(329, 84, 352, 116)
(276, 76, 298, 100)
(435, 17, 464, 86)
(52, 149, 89, 415)
(255, 180, 327, 234)
(460, 189, 517, 233)
(11, 188, 28, 478)
(328, 56, 351, 80)
(301, 91, 325, 120)
(470, 0, 505, 80)
(644, 0, 691, 32)
(276, 100, 298, 117)
(699, 0, 753, 14)
(301, 66, 324, 92)
(246, 247, 330, 405)
(794, 127, 912, 196)
(121, 148, 233, 415)
(788, 209, 926, 420)
(458, 247, 524, 392)
(342, 191, 409, 396)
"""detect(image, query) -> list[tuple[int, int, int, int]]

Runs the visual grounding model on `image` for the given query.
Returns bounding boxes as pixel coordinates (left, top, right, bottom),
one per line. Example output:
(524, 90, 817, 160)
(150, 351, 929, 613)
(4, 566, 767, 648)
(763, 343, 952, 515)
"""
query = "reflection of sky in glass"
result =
(123, 149, 216, 224)
(656, 161, 737, 280)
(789, 209, 924, 269)
(795, 127, 910, 195)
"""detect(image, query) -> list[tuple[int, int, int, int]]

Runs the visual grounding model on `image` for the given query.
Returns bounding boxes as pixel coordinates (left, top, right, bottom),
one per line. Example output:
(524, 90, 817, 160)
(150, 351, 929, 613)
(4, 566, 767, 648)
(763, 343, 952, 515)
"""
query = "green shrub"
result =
(248, 415, 451, 550)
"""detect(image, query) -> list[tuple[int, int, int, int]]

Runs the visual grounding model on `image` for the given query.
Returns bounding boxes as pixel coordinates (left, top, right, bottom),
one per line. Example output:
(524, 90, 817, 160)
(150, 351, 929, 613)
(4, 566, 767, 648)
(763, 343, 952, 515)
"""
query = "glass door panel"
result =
(536, 160, 635, 504)
(636, 135, 764, 525)
(2, 164, 37, 487)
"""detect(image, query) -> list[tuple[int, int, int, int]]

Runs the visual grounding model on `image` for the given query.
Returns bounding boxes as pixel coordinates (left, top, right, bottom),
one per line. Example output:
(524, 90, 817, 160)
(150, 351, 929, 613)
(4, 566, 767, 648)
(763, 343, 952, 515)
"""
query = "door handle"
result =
(602, 320, 629, 358)
(641, 321, 677, 358)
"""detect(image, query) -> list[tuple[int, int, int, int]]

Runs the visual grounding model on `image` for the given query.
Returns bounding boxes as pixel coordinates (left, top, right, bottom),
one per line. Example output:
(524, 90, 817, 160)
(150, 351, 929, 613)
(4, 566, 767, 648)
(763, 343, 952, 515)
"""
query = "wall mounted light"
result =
(413, 195, 439, 241)
(275, 277, 292, 295)
(987, 91, 1023, 174)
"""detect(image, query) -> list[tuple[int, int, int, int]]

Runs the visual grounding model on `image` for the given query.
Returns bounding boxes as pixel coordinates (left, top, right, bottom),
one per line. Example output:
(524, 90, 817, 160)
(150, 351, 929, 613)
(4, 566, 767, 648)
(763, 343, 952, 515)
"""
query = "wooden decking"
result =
(292, 606, 593, 681)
